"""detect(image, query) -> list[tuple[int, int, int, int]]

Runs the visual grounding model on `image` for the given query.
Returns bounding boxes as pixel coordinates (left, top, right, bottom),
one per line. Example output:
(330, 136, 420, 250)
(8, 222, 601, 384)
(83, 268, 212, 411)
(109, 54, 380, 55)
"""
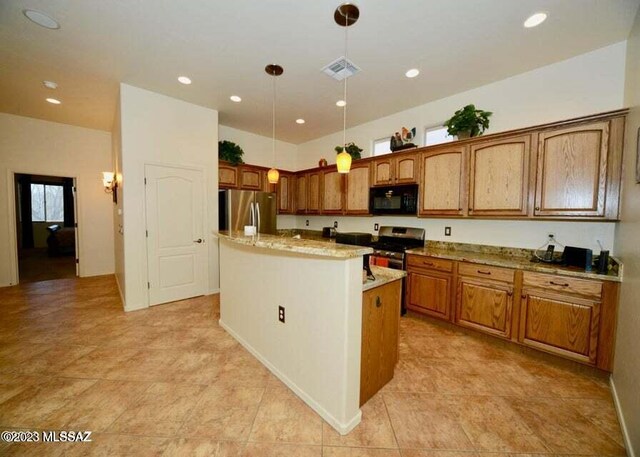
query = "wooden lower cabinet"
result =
(455, 276, 514, 339)
(407, 270, 452, 320)
(360, 280, 401, 406)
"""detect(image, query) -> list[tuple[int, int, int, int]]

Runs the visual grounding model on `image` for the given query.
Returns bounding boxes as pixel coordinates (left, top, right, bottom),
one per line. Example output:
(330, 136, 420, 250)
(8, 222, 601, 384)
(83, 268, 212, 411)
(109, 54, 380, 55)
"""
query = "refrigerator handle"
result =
(250, 202, 255, 227)
(256, 202, 261, 233)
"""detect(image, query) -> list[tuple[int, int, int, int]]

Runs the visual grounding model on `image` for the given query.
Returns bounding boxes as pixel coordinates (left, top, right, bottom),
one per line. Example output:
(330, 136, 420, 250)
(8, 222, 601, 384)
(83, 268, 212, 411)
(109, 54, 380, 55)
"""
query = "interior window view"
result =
(1, 1, 640, 456)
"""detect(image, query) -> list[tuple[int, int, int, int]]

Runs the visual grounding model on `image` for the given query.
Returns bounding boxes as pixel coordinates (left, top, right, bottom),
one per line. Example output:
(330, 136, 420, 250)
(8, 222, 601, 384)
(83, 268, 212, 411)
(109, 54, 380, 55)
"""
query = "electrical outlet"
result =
(333, 221, 338, 228)
(445, 226, 451, 236)
(305, 220, 309, 227)
(374, 223, 379, 231)
(278, 306, 285, 323)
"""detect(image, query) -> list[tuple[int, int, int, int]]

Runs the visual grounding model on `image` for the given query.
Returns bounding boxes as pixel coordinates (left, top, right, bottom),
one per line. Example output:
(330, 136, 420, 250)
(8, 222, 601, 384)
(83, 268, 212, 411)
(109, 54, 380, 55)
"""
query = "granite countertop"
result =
(363, 266, 407, 292)
(218, 231, 373, 259)
(406, 242, 622, 282)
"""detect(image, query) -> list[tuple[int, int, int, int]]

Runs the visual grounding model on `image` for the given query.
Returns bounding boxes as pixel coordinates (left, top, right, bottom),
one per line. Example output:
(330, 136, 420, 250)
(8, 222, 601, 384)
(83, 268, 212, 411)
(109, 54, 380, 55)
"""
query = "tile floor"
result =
(0, 275, 627, 456)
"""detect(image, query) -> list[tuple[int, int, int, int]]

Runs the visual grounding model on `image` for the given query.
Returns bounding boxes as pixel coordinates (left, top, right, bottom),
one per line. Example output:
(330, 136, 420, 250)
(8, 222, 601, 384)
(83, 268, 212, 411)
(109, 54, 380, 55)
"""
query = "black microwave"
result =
(369, 184, 418, 215)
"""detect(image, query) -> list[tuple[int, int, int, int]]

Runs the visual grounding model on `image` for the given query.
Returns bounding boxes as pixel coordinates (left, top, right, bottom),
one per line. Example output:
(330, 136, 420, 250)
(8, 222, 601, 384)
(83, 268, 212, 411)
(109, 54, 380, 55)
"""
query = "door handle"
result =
(194, 238, 204, 244)
(256, 202, 261, 233)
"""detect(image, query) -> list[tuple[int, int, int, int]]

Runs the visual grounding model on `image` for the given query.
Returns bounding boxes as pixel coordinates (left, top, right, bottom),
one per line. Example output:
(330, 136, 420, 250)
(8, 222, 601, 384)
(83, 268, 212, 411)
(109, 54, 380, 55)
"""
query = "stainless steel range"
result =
(369, 226, 425, 315)
(369, 226, 425, 269)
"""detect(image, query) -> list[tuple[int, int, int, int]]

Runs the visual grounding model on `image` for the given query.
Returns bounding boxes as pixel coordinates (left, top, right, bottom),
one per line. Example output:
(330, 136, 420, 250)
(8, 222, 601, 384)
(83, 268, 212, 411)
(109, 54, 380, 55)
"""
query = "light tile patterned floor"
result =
(0, 276, 627, 456)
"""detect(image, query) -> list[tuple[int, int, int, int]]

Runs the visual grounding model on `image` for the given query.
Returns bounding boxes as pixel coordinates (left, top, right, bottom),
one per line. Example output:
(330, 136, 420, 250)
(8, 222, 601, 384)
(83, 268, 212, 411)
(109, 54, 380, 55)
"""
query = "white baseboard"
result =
(219, 318, 362, 435)
(610, 376, 635, 457)
(115, 275, 125, 308)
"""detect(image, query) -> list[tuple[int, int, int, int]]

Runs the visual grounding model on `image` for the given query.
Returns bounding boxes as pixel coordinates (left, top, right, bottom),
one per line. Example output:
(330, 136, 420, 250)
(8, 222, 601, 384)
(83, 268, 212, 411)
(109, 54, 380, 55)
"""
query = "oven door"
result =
(370, 255, 404, 270)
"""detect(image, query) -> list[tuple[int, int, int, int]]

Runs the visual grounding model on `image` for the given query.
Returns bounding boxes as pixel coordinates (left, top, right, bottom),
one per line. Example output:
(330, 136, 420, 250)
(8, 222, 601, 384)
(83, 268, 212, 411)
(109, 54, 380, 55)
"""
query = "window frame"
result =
(31, 183, 65, 223)
(372, 136, 392, 156)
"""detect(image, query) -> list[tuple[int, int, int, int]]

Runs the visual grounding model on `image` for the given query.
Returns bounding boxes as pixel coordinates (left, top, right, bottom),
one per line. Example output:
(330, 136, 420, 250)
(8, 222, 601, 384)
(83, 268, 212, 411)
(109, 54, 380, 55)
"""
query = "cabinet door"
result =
(239, 167, 262, 190)
(455, 277, 513, 339)
(420, 147, 467, 216)
(407, 270, 452, 320)
(277, 174, 294, 214)
(321, 169, 344, 214)
(372, 158, 394, 186)
(219, 165, 238, 188)
(519, 289, 600, 365)
(296, 174, 307, 214)
(345, 162, 371, 214)
(395, 154, 418, 184)
(469, 135, 531, 216)
(307, 171, 321, 214)
(360, 280, 401, 406)
(535, 122, 609, 217)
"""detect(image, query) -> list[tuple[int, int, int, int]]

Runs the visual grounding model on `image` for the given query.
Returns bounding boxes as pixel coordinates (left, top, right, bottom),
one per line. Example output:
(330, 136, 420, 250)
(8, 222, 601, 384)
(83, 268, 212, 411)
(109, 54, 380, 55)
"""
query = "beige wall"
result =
(289, 43, 627, 252)
(612, 9, 640, 455)
(0, 113, 114, 287)
(119, 84, 218, 311)
(219, 124, 297, 170)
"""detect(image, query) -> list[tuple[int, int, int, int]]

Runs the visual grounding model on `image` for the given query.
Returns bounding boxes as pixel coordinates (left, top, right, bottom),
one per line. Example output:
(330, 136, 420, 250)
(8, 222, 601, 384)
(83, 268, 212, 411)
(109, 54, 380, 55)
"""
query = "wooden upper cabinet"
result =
(372, 158, 394, 186)
(468, 135, 531, 216)
(372, 153, 418, 186)
(419, 146, 467, 216)
(395, 154, 418, 184)
(345, 162, 371, 215)
(321, 168, 344, 214)
(535, 121, 609, 217)
(277, 173, 295, 214)
(296, 174, 308, 214)
(307, 171, 321, 214)
(219, 164, 238, 188)
(239, 167, 262, 190)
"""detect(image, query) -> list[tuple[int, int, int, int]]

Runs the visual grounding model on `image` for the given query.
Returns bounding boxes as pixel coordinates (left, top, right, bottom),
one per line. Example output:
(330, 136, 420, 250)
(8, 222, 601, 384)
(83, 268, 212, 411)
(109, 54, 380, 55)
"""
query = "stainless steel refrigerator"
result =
(219, 189, 277, 235)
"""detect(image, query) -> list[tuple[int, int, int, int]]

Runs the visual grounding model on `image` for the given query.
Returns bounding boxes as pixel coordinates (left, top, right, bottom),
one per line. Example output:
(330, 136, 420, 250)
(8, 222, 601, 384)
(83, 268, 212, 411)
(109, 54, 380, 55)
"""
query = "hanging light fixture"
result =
(335, 3, 359, 174)
(265, 64, 283, 184)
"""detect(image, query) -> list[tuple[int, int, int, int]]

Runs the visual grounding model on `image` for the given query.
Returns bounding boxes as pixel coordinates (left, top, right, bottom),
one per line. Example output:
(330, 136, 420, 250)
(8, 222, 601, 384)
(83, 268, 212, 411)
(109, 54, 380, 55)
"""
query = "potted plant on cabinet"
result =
(218, 140, 245, 165)
(334, 142, 363, 160)
(444, 104, 492, 139)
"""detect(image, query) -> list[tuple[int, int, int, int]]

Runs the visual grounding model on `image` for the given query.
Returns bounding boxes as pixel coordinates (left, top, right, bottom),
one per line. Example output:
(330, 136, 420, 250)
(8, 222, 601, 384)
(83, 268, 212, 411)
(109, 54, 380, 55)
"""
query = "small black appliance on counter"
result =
(322, 227, 337, 238)
(562, 246, 593, 272)
(335, 232, 373, 246)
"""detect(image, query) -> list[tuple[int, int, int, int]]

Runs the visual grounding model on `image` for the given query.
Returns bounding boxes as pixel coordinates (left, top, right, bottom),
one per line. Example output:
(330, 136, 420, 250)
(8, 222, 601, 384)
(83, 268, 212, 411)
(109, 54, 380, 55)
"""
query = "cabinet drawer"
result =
(522, 272, 602, 299)
(407, 255, 453, 273)
(458, 262, 514, 283)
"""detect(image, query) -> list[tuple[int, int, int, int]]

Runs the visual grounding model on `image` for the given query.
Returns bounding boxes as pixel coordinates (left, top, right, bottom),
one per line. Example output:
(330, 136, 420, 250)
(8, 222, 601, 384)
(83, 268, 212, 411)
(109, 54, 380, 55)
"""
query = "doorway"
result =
(14, 174, 78, 283)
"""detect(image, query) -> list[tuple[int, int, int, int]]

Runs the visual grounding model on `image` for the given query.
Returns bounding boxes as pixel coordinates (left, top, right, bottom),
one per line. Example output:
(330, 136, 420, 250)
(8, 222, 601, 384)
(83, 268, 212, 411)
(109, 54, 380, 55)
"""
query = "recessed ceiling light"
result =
(177, 76, 192, 85)
(43, 80, 58, 90)
(524, 12, 547, 28)
(336, 100, 346, 107)
(230, 95, 242, 102)
(405, 69, 420, 78)
(46, 98, 61, 105)
(296, 119, 305, 124)
(23, 9, 60, 29)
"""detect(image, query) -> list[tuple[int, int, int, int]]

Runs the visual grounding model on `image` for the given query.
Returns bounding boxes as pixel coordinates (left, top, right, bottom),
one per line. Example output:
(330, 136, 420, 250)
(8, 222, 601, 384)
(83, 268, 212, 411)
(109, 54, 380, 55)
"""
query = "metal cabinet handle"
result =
(521, 294, 526, 299)
(550, 281, 569, 287)
(535, 207, 540, 211)
(507, 291, 513, 297)
(376, 296, 382, 308)
(477, 270, 491, 275)
(423, 261, 434, 266)
(194, 238, 204, 244)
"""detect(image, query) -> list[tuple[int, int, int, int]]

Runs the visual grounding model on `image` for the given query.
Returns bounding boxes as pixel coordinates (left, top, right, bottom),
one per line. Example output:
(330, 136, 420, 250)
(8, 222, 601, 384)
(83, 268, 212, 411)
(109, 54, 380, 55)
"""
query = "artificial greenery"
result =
(444, 104, 492, 138)
(218, 140, 245, 165)
(334, 142, 363, 160)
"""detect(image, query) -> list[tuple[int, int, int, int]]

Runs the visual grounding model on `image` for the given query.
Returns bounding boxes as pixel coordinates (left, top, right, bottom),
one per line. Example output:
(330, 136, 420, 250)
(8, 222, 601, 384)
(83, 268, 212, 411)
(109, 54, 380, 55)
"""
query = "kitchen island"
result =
(218, 232, 403, 434)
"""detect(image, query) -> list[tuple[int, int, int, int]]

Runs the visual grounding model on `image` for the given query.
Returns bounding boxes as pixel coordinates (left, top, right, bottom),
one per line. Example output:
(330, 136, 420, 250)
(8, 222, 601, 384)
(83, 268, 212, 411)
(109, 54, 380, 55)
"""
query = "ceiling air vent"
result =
(321, 56, 361, 81)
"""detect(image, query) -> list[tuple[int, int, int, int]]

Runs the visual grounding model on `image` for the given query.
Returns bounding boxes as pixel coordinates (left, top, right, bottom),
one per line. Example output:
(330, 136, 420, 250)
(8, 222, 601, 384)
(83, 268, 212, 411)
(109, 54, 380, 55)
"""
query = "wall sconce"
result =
(102, 171, 118, 204)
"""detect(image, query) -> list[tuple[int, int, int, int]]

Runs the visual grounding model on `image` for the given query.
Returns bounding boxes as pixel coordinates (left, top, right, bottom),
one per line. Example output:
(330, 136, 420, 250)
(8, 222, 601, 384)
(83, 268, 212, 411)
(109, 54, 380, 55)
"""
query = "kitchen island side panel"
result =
(219, 239, 363, 434)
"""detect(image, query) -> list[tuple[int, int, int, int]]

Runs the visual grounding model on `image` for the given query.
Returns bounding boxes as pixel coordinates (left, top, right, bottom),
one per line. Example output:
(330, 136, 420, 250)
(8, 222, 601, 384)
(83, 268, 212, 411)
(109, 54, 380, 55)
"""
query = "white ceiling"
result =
(0, 0, 638, 144)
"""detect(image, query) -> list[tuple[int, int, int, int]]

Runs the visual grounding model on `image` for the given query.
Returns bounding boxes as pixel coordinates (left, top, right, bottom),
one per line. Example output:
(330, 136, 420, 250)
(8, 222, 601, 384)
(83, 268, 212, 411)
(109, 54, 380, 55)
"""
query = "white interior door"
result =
(145, 164, 207, 306)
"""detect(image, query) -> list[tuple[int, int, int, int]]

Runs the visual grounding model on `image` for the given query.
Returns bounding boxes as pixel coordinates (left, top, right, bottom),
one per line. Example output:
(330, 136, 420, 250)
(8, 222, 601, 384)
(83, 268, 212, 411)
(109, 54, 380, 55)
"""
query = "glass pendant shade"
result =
(267, 168, 280, 184)
(336, 151, 352, 173)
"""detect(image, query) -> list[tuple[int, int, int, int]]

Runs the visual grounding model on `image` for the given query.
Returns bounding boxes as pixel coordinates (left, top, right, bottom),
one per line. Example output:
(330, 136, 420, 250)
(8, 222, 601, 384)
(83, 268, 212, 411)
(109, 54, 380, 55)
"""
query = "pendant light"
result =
(265, 64, 283, 184)
(335, 3, 359, 174)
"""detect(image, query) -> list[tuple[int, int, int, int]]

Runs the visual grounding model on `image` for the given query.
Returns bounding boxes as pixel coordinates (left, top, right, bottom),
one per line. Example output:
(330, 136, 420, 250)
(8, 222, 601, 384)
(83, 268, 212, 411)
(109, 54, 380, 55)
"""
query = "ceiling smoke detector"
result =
(321, 56, 361, 81)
